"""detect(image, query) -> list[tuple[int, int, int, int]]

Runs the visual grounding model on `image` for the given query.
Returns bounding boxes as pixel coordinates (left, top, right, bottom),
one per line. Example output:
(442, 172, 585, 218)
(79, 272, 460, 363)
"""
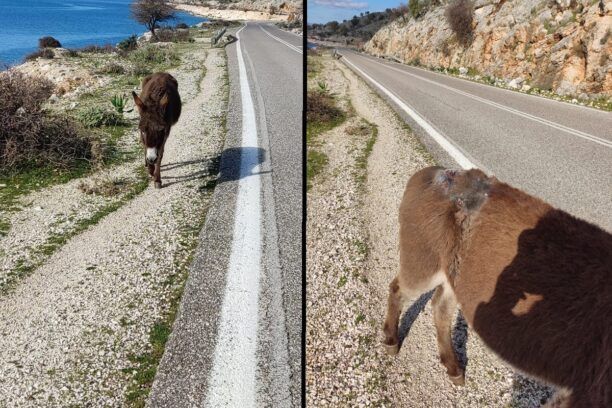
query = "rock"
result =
(16, 107, 26, 116)
(538, 9, 553, 23)
(521, 84, 531, 91)
(364, 0, 612, 98)
(49, 94, 59, 104)
(459, 67, 468, 75)
(556, 0, 572, 9)
(508, 77, 524, 88)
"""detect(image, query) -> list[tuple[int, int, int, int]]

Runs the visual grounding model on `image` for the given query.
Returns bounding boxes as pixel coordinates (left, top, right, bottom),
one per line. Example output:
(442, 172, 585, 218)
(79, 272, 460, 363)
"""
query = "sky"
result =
(308, 0, 405, 24)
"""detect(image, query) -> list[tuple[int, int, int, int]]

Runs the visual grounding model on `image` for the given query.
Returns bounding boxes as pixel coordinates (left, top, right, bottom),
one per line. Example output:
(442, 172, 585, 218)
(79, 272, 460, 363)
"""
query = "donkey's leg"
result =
(154, 144, 165, 188)
(382, 277, 403, 355)
(432, 283, 464, 385)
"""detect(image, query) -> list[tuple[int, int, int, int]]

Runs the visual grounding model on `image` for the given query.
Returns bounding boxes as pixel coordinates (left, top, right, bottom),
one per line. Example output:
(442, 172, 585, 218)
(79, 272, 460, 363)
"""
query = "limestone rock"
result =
(364, 0, 612, 98)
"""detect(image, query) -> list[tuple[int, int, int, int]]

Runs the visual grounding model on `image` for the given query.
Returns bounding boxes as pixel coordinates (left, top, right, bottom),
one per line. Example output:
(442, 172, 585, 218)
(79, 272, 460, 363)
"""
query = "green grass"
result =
(353, 121, 378, 185)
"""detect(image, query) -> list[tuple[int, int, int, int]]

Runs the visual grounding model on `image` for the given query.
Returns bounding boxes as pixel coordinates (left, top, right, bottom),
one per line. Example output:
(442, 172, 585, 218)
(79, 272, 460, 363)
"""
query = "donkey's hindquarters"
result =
(384, 166, 612, 407)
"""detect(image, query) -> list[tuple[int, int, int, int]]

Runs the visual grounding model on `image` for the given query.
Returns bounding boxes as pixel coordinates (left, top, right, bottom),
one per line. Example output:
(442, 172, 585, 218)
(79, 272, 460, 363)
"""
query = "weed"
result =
(111, 94, 129, 114)
(77, 107, 125, 128)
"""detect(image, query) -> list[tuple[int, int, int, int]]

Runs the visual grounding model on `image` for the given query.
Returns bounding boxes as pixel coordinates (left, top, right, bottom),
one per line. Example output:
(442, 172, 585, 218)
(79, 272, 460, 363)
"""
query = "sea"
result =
(0, 0, 205, 66)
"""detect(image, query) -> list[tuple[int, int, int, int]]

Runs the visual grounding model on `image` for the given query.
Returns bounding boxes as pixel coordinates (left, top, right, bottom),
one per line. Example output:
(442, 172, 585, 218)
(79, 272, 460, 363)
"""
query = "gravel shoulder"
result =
(0, 41, 228, 406)
(307, 51, 554, 407)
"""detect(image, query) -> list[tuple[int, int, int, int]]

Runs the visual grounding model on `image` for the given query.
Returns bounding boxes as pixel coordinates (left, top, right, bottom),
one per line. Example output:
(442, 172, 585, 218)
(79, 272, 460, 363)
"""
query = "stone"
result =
(459, 67, 468, 75)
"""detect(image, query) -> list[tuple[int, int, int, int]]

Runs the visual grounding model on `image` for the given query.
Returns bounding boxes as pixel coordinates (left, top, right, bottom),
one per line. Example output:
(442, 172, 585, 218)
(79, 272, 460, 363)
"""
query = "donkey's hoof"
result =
(154, 181, 162, 189)
(449, 371, 465, 386)
(382, 342, 399, 356)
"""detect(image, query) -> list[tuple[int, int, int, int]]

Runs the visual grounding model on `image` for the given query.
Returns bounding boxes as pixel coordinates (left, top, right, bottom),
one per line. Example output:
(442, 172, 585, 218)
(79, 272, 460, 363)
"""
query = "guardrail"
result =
(211, 28, 227, 46)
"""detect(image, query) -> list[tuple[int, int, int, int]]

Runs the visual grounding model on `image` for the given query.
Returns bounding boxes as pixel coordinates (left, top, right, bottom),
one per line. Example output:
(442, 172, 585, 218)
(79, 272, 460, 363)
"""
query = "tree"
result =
(130, 0, 176, 40)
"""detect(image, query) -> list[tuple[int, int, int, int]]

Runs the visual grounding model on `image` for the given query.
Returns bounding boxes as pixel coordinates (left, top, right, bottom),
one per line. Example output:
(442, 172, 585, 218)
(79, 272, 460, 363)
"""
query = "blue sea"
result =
(0, 0, 205, 65)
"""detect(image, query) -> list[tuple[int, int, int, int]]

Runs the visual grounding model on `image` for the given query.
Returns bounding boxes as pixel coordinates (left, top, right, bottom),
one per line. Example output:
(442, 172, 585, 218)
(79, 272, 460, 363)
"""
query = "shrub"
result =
(445, 0, 474, 45)
(0, 70, 96, 171)
(65, 49, 80, 58)
(78, 44, 115, 53)
(96, 62, 126, 74)
(38, 36, 61, 48)
(131, 62, 152, 76)
(306, 90, 344, 124)
(175, 22, 189, 29)
(153, 28, 191, 43)
(24, 48, 55, 62)
(77, 107, 125, 128)
(118, 35, 138, 52)
(129, 45, 179, 65)
(409, 0, 428, 19)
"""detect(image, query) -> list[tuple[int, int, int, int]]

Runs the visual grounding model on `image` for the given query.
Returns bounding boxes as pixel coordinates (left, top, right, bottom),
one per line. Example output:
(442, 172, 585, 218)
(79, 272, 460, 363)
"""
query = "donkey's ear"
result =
(132, 91, 144, 111)
(160, 94, 169, 109)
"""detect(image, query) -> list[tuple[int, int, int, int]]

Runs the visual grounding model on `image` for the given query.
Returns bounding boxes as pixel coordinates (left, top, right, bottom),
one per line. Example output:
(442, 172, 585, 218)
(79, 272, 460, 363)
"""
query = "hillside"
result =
(363, 0, 611, 99)
(308, 8, 407, 47)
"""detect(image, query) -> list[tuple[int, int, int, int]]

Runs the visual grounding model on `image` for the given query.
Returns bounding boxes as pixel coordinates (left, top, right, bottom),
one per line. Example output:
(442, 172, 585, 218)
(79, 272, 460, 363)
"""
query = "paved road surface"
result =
(340, 49, 612, 232)
(149, 22, 302, 407)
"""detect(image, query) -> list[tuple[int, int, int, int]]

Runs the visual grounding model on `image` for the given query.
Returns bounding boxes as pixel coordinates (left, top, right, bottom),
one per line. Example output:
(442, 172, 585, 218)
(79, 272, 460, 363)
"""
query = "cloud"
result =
(313, 0, 368, 9)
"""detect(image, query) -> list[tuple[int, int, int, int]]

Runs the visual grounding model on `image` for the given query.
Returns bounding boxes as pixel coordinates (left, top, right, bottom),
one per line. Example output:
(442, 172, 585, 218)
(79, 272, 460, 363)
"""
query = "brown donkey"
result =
(384, 166, 611, 407)
(132, 72, 181, 188)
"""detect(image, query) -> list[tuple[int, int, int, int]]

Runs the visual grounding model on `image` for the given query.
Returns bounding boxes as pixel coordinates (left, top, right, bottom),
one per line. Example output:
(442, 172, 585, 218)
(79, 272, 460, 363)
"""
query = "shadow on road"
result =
(398, 291, 469, 373)
(217, 146, 270, 183)
(398, 291, 433, 347)
(161, 155, 221, 188)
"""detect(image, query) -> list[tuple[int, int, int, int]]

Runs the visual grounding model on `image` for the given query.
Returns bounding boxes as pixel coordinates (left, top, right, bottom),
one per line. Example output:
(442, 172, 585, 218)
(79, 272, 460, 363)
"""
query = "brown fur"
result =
(384, 166, 612, 407)
(132, 72, 181, 188)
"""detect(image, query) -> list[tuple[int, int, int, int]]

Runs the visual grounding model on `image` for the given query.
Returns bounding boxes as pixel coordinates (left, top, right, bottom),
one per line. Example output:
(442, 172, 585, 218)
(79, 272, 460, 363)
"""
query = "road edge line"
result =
(204, 23, 264, 406)
(342, 55, 476, 170)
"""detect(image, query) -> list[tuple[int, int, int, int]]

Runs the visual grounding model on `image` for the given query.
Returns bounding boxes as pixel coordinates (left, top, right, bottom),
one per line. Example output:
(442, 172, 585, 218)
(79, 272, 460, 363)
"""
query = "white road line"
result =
(359, 54, 612, 149)
(342, 55, 476, 170)
(204, 24, 263, 406)
(259, 24, 303, 54)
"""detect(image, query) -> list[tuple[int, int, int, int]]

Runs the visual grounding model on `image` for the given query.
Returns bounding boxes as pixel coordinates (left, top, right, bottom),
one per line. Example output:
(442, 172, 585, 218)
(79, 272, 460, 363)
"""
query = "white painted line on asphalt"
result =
(342, 55, 476, 170)
(361, 55, 612, 149)
(204, 24, 263, 406)
(259, 24, 303, 54)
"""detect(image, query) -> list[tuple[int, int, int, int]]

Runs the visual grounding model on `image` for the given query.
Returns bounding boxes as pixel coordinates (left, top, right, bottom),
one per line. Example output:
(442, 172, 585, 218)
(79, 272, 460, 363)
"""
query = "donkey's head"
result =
(132, 91, 169, 165)
(436, 168, 491, 213)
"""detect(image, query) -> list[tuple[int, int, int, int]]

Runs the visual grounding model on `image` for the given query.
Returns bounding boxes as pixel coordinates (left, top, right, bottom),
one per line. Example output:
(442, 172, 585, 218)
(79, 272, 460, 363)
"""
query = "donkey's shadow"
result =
(160, 146, 267, 188)
(397, 291, 469, 371)
(161, 155, 221, 188)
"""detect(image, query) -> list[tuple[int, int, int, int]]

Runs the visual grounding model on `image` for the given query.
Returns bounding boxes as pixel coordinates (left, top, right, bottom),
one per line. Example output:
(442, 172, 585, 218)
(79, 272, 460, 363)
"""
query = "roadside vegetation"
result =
(445, 0, 474, 45)
(0, 25, 221, 281)
(307, 7, 409, 48)
(306, 49, 346, 189)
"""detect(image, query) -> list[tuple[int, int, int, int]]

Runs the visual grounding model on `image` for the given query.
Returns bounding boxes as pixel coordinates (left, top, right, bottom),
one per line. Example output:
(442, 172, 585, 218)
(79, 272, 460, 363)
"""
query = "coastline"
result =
(174, 4, 288, 22)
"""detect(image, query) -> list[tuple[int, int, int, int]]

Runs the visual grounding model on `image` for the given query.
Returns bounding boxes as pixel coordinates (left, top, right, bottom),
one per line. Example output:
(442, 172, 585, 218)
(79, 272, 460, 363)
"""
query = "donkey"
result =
(383, 166, 611, 407)
(132, 72, 181, 188)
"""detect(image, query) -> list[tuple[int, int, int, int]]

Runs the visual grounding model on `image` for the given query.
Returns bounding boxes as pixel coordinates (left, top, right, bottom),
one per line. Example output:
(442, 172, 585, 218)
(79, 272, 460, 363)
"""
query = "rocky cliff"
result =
(365, 0, 611, 98)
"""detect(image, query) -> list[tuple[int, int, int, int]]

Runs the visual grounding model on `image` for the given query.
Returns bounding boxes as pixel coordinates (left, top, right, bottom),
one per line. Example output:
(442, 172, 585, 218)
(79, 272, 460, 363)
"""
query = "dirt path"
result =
(0, 43, 227, 406)
(307, 52, 553, 407)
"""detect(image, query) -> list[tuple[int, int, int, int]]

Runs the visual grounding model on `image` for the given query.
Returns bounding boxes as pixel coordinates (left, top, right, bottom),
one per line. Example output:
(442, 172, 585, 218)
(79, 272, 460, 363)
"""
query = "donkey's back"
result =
(140, 72, 181, 125)
(386, 166, 612, 407)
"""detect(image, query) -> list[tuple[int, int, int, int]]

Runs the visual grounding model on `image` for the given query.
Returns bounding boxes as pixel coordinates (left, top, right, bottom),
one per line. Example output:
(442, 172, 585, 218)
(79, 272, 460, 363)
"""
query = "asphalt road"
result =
(148, 22, 302, 407)
(340, 50, 612, 232)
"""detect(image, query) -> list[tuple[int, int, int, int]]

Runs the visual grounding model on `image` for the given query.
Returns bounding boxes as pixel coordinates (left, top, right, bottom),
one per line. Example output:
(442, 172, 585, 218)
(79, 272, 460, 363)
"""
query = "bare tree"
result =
(130, 0, 176, 40)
